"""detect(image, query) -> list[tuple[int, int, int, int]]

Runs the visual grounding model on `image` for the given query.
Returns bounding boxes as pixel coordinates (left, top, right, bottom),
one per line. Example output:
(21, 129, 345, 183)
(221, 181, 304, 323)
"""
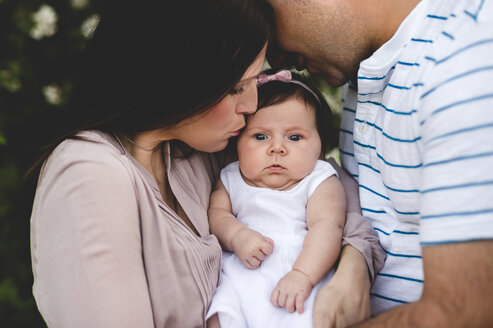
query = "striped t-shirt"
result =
(339, 0, 493, 315)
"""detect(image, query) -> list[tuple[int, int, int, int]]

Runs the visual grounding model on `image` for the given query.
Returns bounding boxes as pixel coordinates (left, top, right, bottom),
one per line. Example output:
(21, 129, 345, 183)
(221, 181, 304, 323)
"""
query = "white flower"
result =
(30, 4, 58, 40)
(81, 14, 100, 38)
(42, 84, 62, 105)
(70, 0, 89, 10)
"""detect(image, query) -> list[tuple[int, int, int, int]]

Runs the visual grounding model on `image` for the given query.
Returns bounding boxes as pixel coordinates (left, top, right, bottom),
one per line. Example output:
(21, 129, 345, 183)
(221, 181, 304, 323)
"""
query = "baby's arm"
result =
(208, 179, 274, 270)
(271, 175, 346, 314)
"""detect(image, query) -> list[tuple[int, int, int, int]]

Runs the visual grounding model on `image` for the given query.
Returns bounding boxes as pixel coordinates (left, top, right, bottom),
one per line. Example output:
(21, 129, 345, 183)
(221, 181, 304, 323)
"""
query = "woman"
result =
(30, 1, 381, 327)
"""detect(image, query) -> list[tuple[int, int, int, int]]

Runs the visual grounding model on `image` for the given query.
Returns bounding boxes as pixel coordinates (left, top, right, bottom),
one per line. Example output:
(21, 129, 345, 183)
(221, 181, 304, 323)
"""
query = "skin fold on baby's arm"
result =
(208, 179, 274, 270)
(271, 175, 346, 314)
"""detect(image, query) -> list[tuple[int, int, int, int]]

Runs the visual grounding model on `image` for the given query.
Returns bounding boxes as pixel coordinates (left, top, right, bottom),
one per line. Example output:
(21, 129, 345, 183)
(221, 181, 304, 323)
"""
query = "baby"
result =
(207, 70, 346, 328)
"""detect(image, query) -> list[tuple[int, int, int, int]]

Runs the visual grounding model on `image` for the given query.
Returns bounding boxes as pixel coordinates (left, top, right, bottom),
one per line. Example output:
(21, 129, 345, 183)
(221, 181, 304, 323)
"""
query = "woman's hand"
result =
(313, 246, 371, 328)
(231, 227, 274, 269)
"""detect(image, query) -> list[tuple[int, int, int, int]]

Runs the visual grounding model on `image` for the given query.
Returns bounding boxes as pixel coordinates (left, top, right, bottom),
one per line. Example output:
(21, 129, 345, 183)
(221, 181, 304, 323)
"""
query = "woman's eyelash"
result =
(229, 87, 245, 95)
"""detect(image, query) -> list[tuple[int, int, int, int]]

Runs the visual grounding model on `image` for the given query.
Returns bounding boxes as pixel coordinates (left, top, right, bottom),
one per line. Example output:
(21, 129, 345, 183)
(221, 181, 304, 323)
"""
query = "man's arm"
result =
(313, 245, 371, 328)
(353, 240, 493, 327)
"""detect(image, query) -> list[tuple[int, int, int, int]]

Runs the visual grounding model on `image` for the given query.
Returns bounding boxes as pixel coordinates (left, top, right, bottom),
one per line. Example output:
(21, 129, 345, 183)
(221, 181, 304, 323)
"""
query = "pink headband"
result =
(256, 70, 321, 104)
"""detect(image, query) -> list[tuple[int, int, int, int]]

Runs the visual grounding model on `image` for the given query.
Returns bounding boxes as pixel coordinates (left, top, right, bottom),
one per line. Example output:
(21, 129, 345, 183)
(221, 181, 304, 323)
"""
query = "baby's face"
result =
(237, 98, 321, 190)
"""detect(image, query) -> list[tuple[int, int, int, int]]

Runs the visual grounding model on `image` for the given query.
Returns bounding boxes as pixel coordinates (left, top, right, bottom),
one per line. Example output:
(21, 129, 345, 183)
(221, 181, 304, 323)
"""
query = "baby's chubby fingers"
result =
(295, 294, 305, 314)
(285, 293, 296, 313)
(271, 288, 280, 308)
(246, 256, 261, 269)
(260, 236, 274, 256)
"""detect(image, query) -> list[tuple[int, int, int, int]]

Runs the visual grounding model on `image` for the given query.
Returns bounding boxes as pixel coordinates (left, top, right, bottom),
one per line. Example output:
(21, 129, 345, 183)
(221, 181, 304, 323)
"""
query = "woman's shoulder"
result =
(50, 130, 124, 163)
(40, 130, 130, 181)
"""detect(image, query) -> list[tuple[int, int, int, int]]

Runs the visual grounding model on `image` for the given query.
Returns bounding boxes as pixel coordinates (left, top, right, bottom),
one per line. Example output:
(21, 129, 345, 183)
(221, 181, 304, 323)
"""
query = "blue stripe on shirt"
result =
(421, 208, 493, 220)
(394, 209, 420, 215)
(421, 180, 493, 194)
(358, 75, 386, 80)
(384, 183, 420, 193)
(385, 250, 422, 259)
(378, 273, 424, 283)
(362, 207, 420, 216)
(442, 31, 455, 40)
(340, 128, 353, 135)
(377, 153, 423, 169)
(371, 293, 408, 304)
(435, 38, 493, 64)
(354, 140, 376, 150)
(423, 151, 493, 168)
(411, 38, 433, 43)
(359, 162, 380, 174)
(374, 227, 419, 236)
(339, 148, 354, 157)
(421, 65, 493, 99)
(388, 83, 411, 90)
(360, 184, 390, 201)
(354, 119, 421, 142)
(357, 100, 417, 115)
(397, 61, 420, 67)
(420, 93, 493, 126)
(464, 0, 486, 21)
(427, 14, 447, 20)
(424, 122, 493, 145)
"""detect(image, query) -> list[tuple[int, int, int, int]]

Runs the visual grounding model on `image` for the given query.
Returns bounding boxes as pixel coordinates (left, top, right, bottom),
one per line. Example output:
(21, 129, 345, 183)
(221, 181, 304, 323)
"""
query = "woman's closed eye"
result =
(229, 86, 245, 95)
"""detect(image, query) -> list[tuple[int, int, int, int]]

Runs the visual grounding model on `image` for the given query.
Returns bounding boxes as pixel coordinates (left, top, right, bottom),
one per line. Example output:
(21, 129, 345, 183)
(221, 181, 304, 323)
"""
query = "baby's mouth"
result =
(268, 164, 285, 171)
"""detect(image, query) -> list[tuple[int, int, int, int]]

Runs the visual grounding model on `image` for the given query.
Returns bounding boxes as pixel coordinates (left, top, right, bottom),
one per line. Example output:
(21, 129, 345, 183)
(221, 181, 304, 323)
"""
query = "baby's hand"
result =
(231, 227, 274, 269)
(271, 270, 313, 314)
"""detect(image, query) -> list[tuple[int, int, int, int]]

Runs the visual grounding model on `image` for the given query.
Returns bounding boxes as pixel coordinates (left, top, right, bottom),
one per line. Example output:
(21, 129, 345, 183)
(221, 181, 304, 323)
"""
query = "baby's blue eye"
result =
(255, 134, 267, 140)
(288, 135, 301, 141)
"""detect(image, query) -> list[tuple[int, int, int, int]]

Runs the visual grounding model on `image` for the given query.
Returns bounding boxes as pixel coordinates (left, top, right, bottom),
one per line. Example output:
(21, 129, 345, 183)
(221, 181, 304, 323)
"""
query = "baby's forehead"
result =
(247, 99, 316, 124)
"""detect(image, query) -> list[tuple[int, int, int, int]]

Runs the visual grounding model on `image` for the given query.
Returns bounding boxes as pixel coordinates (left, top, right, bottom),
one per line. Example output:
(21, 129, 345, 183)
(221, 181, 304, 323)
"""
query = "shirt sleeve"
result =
(31, 144, 154, 328)
(342, 212, 386, 281)
(417, 18, 493, 245)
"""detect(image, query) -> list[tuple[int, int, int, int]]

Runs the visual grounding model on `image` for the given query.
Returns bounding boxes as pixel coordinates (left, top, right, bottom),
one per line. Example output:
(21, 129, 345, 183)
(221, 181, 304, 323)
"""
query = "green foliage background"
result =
(0, 0, 102, 326)
(0, 1, 342, 326)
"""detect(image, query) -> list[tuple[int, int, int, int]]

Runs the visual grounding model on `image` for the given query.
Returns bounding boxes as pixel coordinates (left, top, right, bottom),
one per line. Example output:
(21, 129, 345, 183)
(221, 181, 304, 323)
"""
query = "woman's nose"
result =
(237, 99, 257, 115)
(236, 81, 258, 115)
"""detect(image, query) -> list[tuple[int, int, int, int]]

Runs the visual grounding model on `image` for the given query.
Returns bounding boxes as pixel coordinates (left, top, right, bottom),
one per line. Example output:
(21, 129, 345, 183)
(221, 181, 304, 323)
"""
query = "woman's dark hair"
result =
(256, 69, 337, 156)
(29, 0, 273, 176)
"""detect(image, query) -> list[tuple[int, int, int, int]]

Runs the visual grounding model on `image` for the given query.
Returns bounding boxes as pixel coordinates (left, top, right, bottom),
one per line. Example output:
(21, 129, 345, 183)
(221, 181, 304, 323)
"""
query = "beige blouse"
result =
(30, 130, 383, 328)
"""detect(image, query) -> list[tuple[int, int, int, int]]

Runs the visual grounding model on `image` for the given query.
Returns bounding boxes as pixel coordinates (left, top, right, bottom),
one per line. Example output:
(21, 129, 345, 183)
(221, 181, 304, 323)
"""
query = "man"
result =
(266, 0, 493, 327)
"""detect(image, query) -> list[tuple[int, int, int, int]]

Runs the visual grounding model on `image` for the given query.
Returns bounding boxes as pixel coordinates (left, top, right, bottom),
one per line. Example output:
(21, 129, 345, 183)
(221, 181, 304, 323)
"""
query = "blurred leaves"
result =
(0, 0, 102, 326)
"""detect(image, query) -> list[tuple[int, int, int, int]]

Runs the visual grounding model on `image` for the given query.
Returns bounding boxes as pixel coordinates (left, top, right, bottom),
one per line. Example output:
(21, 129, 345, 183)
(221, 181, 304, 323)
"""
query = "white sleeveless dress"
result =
(207, 160, 338, 328)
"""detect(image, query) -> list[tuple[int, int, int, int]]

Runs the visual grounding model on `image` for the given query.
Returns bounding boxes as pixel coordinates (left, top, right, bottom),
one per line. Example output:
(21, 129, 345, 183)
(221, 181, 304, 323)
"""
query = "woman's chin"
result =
(195, 139, 230, 153)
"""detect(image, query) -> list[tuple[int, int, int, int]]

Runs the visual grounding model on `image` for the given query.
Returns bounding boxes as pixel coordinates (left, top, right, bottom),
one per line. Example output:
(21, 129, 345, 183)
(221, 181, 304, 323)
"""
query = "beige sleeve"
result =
(31, 151, 154, 327)
(342, 212, 386, 282)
